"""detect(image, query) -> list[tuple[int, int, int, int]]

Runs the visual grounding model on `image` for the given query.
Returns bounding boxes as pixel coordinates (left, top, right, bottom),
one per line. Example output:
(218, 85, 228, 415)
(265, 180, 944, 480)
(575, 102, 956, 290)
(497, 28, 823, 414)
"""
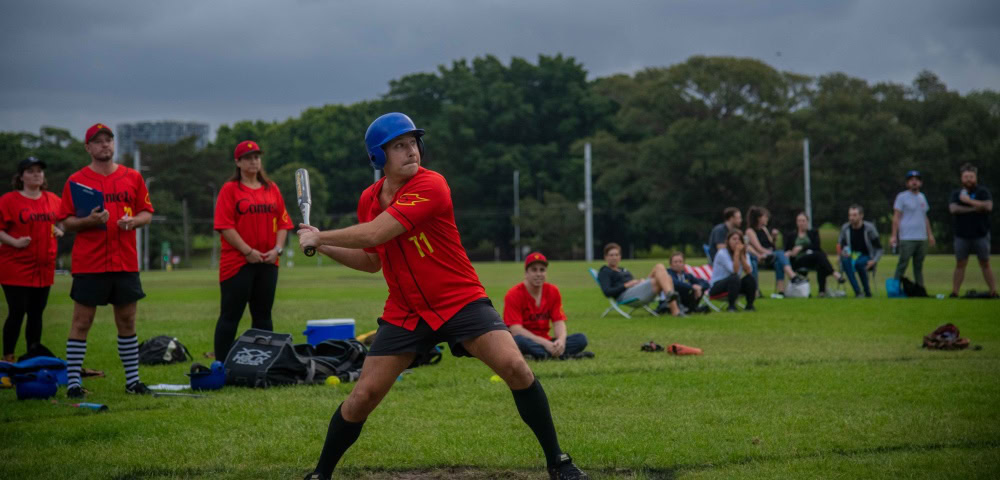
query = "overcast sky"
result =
(2, 0, 998, 140)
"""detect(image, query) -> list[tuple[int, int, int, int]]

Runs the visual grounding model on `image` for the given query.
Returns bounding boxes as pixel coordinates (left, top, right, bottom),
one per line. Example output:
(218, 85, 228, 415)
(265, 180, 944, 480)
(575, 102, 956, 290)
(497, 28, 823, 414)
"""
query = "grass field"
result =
(3, 255, 999, 479)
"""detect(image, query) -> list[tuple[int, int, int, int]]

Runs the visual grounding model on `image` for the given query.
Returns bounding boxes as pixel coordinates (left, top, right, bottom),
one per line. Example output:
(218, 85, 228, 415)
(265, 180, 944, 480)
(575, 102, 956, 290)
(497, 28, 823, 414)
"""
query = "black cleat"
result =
(549, 453, 589, 480)
(125, 381, 151, 395)
(303, 472, 326, 480)
(67, 385, 86, 398)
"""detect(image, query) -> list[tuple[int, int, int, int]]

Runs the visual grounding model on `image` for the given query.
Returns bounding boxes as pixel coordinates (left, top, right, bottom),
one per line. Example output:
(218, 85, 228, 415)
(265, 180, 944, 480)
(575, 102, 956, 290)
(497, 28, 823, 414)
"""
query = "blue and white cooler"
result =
(303, 319, 356, 345)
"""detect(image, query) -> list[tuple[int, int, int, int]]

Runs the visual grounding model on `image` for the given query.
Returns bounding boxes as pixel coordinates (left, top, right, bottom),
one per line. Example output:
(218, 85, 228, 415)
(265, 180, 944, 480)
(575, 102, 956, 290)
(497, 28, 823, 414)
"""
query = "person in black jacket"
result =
(597, 243, 680, 316)
(783, 212, 844, 296)
(667, 252, 710, 313)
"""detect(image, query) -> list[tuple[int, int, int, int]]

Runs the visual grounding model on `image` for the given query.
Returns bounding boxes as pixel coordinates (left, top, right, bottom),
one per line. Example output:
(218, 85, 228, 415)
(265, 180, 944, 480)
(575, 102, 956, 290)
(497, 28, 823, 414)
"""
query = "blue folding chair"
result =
(588, 268, 659, 319)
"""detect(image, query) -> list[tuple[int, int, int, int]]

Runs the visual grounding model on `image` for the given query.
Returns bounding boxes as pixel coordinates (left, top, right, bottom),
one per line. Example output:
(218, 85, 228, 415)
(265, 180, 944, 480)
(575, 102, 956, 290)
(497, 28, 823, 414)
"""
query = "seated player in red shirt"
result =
(297, 113, 588, 480)
(504, 252, 593, 360)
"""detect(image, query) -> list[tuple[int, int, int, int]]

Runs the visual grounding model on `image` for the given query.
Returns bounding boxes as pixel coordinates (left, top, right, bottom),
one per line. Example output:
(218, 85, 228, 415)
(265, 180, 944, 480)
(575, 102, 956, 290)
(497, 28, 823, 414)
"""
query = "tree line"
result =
(2, 55, 997, 265)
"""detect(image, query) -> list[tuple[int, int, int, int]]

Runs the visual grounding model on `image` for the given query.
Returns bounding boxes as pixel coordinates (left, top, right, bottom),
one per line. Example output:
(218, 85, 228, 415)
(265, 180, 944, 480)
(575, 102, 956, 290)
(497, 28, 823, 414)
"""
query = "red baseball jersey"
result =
(214, 181, 293, 282)
(502, 283, 567, 340)
(59, 166, 153, 274)
(0, 191, 62, 287)
(358, 167, 486, 331)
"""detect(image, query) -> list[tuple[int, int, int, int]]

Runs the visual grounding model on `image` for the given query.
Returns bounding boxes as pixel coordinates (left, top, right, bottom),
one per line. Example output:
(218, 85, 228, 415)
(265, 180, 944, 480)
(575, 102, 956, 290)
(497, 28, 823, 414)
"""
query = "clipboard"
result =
(70, 181, 106, 229)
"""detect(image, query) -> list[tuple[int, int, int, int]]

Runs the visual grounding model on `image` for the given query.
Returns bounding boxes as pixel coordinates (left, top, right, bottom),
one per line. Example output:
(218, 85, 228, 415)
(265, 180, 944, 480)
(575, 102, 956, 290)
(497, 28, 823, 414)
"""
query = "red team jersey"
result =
(59, 166, 153, 274)
(502, 283, 567, 340)
(0, 191, 62, 287)
(358, 167, 486, 331)
(214, 181, 293, 282)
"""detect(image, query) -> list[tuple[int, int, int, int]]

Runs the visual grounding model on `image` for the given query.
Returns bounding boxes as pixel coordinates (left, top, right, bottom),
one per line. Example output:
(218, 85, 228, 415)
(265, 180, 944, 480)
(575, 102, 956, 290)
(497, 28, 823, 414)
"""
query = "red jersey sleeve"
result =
(214, 184, 236, 231)
(503, 285, 525, 327)
(385, 173, 449, 231)
(0, 194, 11, 230)
(58, 180, 75, 220)
(357, 185, 379, 254)
(549, 285, 567, 322)
(134, 172, 154, 213)
(272, 184, 294, 230)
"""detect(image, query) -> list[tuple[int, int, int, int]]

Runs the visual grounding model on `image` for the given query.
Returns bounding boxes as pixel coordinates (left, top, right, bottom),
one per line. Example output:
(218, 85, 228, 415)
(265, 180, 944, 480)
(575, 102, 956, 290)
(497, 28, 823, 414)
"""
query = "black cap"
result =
(17, 157, 46, 174)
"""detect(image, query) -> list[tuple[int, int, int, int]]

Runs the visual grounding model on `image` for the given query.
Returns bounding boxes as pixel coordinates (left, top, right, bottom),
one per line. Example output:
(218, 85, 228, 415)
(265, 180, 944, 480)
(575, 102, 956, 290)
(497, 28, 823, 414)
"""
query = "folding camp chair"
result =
(684, 264, 743, 311)
(588, 268, 659, 319)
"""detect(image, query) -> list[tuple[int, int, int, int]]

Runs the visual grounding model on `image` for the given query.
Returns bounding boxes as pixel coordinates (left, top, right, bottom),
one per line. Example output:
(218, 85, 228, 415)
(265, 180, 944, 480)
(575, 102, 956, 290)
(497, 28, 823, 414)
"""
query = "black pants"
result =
(708, 274, 756, 308)
(675, 283, 701, 311)
(215, 263, 278, 359)
(792, 251, 834, 292)
(2, 284, 50, 356)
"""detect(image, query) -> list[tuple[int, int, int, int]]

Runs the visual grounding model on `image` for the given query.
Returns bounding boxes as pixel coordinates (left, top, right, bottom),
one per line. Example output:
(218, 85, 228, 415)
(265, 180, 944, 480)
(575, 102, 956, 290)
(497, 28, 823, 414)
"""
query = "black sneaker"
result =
(726, 306, 739, 313)
(303, 472, 326, 480)
(67, 385, 86, 398)
(125, 381, 151, 395)
(744, 305, 756, 312)
(549, 453, 589, 480)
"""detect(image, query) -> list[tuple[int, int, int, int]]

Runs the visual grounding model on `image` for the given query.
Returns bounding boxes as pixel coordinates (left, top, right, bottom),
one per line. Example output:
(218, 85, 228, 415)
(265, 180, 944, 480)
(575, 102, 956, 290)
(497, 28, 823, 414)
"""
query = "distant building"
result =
(115, 121, 210, 159)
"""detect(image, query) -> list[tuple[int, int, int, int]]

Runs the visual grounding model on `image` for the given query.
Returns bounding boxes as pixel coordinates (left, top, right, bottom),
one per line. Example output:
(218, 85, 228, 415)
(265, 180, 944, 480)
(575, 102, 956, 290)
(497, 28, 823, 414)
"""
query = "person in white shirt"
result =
(709, 230, 756, 312)
(891, 170, 936, 287)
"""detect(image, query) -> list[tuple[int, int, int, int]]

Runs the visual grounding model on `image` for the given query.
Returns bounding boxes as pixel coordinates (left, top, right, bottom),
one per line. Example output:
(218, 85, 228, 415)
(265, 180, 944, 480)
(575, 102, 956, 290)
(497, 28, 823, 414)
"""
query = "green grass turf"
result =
(3, 255, 999, 479)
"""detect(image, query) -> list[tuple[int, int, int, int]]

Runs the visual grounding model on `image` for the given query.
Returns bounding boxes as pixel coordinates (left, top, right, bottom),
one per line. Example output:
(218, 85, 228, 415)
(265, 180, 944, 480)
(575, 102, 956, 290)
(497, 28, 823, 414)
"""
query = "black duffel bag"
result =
(223, 329, 316, 388)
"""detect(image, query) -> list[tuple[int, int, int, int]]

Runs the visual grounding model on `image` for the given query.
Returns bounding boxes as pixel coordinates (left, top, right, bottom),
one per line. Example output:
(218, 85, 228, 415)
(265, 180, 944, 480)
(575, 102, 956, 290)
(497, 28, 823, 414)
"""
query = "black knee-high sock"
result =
(314, 404, 365, 478)
(511, 379, 563, 467)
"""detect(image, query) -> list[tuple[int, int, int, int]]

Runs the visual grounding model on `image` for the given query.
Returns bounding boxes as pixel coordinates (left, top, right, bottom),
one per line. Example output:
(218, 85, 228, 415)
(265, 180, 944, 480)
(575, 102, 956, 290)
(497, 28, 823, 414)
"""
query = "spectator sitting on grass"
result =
(503, 252, 593, 360)
(667, 252, 710, 313)
(598, 242, 681, 316)
(709, 230, 757, 312)
(837, 204, 883, 298)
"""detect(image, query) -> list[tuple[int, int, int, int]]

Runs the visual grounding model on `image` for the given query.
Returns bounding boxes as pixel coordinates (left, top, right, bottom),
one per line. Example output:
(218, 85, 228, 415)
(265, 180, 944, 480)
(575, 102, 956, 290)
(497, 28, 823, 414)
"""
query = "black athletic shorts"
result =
(70, 272, 146, 307)
(368, 297, 509, 358)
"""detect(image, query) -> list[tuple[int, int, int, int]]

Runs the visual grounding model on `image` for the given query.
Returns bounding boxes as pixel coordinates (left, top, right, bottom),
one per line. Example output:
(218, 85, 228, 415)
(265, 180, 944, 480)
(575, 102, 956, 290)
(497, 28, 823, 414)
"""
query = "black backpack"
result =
(900, 277, 928, 297)
(138, 336, 192, 365)
(223, 329, 316, 388)
(295, 339, 368, 383)
(409, 344, 444, 369)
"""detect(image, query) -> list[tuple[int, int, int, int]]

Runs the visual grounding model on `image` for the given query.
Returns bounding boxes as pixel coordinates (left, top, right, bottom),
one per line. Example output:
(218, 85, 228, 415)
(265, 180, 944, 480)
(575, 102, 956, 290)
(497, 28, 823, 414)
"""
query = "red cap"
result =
(85, 123, 113, 144)
(234, 140, 262, 159)
(524, 252, 548, 270)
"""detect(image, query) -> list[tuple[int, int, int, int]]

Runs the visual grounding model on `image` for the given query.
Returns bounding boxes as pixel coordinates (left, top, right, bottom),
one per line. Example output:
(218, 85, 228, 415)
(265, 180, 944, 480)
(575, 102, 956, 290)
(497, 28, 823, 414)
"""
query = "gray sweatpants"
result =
(894, 240, 927, 286)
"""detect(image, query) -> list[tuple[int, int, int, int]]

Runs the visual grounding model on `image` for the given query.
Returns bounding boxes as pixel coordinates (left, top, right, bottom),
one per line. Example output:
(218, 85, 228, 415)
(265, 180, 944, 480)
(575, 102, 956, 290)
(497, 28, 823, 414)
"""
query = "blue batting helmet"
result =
(364, 113, 425, 170)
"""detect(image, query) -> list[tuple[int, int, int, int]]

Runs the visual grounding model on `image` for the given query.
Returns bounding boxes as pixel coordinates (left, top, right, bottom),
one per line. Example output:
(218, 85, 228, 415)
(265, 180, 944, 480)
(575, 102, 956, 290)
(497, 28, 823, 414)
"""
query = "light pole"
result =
(143, 177, 155, 271)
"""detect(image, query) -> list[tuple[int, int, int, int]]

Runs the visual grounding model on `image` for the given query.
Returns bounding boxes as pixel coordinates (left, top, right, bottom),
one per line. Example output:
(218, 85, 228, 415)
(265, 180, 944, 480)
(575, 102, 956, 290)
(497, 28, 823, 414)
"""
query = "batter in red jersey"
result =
(503, 252, 592, 361)
(0, 157, 64, 361)
(58, 123, 155, 398)
(212, 140, 293, 360)
(297, 113, 588, 480)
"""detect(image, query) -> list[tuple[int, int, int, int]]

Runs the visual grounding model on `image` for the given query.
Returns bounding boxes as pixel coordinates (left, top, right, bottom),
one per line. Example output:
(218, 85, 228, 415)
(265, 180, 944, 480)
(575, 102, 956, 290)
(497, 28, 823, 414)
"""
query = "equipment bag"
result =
(224, 329, 316, 388)
(138, 336, 192, 365)
(785, 278, 811, 298)
(922, 323, 970, 350)
(293, 339, 367, 383)
(900, 277, 928, 297)
(408, 344, 443, 369)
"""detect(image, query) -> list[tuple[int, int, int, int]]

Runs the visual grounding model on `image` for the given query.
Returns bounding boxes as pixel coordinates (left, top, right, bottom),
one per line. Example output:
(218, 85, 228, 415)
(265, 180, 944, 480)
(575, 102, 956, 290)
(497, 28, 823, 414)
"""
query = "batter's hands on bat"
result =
(297, 224, 321, 250)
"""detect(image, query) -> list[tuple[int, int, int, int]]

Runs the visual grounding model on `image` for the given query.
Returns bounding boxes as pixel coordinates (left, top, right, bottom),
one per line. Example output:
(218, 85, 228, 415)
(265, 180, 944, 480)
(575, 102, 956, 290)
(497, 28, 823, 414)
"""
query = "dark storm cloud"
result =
(1, 0, 997, 138)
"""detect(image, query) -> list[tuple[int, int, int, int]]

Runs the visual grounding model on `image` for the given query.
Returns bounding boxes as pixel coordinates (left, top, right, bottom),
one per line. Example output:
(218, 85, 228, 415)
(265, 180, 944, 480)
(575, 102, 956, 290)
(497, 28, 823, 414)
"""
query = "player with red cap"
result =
(211, 140, 293, 360)
(504, 252, 593, 361)
(297, 113, 588, 480)
(0, 157, 64, 362)
(58, 123, 155, 398)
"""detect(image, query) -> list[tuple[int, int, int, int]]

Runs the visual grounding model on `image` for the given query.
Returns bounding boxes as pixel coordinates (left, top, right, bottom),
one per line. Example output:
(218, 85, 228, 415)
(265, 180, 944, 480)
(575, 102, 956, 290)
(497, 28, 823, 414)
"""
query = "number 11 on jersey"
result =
(408, 232, 434, 257)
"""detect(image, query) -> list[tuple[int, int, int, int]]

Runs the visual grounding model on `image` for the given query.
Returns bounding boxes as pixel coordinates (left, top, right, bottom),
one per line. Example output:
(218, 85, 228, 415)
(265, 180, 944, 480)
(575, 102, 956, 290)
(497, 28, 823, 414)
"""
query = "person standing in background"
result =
(891, 170, 936, 287)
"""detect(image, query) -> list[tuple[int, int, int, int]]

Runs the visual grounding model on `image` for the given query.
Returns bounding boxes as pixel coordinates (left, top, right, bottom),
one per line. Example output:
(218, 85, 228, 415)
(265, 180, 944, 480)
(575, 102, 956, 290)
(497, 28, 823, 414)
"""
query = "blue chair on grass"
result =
(588, 268, 659, 319)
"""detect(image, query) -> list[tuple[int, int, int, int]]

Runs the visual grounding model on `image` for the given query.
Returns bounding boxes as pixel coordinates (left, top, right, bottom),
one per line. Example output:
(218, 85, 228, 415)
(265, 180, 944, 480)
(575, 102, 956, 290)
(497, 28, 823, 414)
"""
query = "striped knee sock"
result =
(66, 339, 87, 388)
(118, 335, 140, 387)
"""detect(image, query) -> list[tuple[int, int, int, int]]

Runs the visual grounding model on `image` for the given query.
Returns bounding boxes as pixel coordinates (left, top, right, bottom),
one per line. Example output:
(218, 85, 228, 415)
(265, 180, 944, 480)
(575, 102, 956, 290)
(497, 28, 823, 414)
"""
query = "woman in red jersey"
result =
(0, 157, 63, 361)
(212, 141, 293, 360)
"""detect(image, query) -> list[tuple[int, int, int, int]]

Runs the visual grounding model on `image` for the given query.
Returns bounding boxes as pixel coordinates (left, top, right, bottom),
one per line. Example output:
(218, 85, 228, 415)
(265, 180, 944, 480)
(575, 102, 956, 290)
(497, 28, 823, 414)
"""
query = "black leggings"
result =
(709, 274, 756, 308)
(214, 263, 278, 359)
(3, 284, 50, 356)
(792, 251, 834, 292)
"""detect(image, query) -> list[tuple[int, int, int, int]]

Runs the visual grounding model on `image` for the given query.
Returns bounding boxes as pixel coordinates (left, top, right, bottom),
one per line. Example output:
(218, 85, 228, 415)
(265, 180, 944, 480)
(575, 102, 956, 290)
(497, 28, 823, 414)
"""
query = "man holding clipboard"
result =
(58, 123, 155, 398)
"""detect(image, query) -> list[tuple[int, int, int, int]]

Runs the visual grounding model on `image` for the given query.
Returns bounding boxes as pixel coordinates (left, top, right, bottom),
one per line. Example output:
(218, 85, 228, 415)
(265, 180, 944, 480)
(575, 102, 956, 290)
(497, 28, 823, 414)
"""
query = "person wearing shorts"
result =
(58, 123, 154, 398)
(597, 242, 680, 316)
(949, 163, 995, 297)
(296, 113, 588, 480)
